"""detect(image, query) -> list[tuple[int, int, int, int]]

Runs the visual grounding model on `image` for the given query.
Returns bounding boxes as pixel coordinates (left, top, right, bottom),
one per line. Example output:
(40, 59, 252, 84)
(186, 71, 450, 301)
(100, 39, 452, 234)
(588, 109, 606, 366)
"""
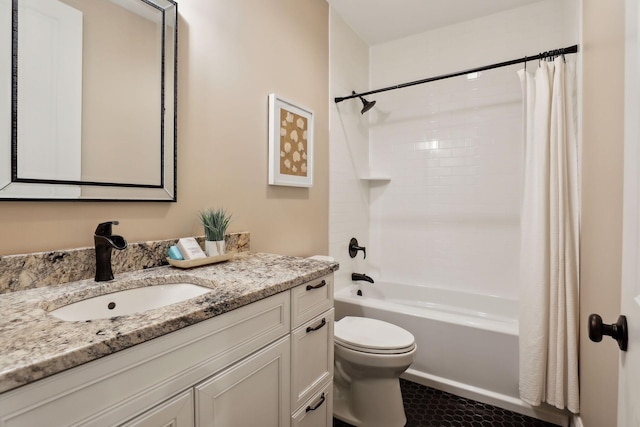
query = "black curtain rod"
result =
(335, 44, 579, 103)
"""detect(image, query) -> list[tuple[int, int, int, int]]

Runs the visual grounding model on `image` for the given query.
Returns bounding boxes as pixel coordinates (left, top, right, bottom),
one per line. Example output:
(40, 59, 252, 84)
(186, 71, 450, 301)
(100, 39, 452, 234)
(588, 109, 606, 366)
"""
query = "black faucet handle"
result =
(349, 237, 367, 259)
(95, 221, 120, 236)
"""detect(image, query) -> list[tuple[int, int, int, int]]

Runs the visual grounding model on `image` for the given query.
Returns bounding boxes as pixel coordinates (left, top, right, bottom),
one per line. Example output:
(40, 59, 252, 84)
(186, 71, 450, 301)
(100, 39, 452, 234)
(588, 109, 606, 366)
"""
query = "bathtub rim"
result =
(334, 284, 519, 336)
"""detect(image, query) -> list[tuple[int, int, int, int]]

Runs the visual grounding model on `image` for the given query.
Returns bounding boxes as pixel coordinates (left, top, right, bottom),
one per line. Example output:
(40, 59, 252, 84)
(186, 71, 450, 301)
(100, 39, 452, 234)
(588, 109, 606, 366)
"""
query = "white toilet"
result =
(333, 316, 416, 427)
(305, 256, 415, 425)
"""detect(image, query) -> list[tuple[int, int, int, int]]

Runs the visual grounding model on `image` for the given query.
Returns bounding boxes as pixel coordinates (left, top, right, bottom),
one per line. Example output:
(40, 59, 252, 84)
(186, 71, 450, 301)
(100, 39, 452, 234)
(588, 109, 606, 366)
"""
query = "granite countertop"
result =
(0, 252, 338, 394)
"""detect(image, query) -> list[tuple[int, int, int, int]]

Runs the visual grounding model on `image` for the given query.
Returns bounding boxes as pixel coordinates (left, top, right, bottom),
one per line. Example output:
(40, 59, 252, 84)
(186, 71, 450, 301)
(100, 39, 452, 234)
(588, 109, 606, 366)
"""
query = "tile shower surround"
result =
(0, 232, 250, 294)
(329, 0, 579, 298)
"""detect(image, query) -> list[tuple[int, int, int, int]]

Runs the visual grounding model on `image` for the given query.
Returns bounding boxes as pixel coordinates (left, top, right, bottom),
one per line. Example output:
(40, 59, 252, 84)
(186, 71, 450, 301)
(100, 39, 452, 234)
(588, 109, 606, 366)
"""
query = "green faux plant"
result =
(200, 208, 232, 241)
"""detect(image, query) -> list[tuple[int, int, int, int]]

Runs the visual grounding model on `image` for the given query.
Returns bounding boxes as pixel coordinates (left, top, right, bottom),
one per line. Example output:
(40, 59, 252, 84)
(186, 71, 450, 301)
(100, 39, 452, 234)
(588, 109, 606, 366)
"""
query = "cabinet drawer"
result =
(291, 382, 333, 427)
(291, 274, 333, 328)
(291, 309, 334, 411)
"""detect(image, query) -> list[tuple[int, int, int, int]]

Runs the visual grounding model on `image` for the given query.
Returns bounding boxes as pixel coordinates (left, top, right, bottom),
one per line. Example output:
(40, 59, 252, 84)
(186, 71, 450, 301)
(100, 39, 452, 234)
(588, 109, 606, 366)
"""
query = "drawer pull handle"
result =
(306, 280, 326, 291)
(306, 393, 326, 412)
(306, 318, 326, 333)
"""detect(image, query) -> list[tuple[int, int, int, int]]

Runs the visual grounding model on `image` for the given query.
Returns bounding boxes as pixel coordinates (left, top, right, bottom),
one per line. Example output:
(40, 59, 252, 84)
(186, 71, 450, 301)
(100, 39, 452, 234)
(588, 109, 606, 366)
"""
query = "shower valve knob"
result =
(588, 313, 628, 351)
(348, 238, 366, 259)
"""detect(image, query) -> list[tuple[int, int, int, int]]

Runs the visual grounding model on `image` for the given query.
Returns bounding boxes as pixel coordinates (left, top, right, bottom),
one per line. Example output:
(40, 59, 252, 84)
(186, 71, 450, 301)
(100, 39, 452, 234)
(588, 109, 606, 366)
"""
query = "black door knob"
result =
(588, 313, 628, 351)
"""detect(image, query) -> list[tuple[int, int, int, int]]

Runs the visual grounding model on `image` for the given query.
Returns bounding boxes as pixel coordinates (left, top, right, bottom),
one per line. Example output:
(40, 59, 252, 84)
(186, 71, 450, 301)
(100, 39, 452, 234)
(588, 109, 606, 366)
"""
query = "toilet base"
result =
(333, 375, 407, 427)
(333, 397, 360, 426)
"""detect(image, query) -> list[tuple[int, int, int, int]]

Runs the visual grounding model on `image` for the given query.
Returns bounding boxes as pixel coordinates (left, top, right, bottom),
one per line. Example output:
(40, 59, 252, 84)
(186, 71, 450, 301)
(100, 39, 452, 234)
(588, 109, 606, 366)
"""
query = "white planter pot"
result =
(205, 240, 225, 257)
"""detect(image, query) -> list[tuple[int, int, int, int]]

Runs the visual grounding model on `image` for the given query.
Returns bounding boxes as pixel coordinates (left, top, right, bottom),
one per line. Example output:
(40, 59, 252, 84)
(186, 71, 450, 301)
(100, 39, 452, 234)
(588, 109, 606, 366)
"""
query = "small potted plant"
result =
(199, 207, 232, 257)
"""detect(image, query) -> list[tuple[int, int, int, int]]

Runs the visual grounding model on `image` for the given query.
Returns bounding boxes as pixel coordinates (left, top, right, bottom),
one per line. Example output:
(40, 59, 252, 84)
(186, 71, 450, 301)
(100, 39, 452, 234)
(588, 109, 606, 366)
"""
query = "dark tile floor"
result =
(333, 379, 560, 427)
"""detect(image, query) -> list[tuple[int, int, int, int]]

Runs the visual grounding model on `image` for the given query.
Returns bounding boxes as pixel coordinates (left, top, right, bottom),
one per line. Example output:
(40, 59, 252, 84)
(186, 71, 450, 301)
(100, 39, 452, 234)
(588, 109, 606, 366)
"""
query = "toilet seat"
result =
(335, 316, 416, 355)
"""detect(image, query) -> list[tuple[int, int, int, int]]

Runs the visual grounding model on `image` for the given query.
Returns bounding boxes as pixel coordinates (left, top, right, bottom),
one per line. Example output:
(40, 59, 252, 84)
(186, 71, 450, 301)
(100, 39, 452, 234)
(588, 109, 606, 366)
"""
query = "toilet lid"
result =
(334, 316, 415, 354)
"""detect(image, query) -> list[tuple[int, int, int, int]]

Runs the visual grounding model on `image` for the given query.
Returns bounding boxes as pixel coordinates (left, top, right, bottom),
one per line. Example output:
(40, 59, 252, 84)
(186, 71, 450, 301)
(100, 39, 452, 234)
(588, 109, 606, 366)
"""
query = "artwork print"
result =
(279, 109, 308, 178)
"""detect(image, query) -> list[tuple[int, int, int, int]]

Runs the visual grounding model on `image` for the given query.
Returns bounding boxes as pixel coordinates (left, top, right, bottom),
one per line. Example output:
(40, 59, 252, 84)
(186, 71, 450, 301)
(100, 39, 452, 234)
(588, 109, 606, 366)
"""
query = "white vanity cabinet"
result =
(0, 291, 290, 427)
(0, 273, 335, 427)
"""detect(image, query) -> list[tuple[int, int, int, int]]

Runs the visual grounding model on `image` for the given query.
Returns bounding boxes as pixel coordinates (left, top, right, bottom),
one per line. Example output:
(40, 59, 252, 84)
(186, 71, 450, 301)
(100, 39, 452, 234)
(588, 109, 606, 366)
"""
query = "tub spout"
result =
(94, 221, 127, 282)
(351, 273, 374, 283)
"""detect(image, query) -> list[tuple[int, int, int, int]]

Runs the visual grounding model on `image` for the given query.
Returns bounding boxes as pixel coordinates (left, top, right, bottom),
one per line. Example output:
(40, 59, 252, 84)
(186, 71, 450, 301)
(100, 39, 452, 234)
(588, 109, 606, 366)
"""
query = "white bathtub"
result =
(334, 282, 568, 426)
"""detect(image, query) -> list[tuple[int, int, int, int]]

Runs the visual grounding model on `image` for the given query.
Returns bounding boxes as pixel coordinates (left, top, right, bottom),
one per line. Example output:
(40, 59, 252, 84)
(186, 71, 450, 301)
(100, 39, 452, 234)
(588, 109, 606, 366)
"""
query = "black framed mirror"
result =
(0, 0, 177, 201)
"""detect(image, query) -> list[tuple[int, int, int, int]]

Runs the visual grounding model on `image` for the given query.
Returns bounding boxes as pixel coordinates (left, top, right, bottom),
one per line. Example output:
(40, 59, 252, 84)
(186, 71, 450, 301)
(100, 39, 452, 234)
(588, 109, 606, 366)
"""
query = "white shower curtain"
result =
(518, 57, 580, 413)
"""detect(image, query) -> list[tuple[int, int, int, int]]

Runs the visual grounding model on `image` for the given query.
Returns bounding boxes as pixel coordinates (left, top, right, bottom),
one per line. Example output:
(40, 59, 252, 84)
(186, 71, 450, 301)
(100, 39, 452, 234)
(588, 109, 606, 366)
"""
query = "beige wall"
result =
(580, 0, 624, 425)
(72, 0, 161, 185)
(0, 0, 329, 257)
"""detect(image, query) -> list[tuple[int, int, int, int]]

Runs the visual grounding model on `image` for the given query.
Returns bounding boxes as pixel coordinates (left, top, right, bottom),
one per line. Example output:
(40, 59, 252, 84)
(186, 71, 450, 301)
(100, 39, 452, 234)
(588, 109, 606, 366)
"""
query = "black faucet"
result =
(352, 273, 374, 283)
(94, 221, 127, 282)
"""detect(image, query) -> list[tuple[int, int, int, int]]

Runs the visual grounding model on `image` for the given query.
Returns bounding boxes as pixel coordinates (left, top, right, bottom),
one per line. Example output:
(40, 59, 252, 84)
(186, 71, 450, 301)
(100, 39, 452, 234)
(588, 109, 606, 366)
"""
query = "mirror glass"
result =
(0, 0, 177, 200)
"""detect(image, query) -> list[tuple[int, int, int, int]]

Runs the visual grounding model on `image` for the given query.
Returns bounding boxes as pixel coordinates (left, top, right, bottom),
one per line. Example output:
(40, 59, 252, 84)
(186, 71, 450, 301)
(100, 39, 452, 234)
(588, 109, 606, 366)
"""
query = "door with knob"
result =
(620, 2, 640, 423)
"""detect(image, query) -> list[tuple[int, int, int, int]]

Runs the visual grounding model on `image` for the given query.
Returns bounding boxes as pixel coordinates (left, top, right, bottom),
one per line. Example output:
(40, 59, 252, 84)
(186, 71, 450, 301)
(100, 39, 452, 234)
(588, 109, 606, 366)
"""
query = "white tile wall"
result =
(329, 9, 371, 291)
(365, 0, 580, 299)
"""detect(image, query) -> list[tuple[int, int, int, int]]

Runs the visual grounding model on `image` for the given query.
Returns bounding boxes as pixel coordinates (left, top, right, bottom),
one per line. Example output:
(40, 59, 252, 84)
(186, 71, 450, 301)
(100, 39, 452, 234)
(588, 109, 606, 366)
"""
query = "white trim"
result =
(570, 414, 584, 427)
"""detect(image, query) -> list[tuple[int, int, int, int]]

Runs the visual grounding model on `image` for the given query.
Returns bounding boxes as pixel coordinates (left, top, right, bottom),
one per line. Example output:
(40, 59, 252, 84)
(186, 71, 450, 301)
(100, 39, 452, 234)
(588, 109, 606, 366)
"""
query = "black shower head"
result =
(352, 91, 376, 114)
(359, 97, 376, 114)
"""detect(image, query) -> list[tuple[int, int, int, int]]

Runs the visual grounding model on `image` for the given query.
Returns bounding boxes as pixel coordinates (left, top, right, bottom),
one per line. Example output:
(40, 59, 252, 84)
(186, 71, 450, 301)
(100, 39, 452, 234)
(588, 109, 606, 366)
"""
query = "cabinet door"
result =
(195, 336, 290, 427)
(291, 383, 333, 427)
(291, 309, 334, 411)
(120, 390, 194, 427)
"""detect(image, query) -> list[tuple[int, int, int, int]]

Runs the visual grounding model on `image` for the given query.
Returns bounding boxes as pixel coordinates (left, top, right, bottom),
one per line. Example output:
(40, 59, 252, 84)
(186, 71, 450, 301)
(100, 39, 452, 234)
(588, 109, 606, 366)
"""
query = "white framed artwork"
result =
(268, 93, 313, 187)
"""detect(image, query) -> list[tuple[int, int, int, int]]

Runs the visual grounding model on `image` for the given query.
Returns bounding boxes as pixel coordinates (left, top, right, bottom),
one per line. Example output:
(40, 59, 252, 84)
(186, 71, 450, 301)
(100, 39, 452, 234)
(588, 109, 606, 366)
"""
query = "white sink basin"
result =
(49, 283, 211, 321)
